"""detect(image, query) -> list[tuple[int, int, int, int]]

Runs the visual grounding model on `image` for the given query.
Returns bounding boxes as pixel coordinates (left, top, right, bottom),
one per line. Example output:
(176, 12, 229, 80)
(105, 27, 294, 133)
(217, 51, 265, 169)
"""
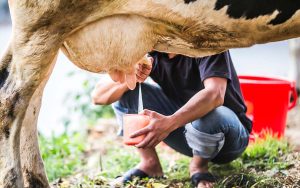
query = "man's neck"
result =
(168, 53, 177, 59)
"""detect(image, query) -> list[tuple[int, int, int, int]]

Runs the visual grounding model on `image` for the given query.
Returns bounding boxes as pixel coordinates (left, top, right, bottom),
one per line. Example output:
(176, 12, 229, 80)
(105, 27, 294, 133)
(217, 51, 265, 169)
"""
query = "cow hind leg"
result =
(0, 45, 24, 188)
(0, 45, 11, 88)
(0, 36, 59, 187)
(20, 55, 58, 188)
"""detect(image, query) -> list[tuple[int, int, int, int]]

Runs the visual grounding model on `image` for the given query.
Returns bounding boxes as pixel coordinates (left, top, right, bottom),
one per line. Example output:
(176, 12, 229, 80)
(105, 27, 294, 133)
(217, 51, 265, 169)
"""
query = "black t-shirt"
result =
(149, 51, 252, 133)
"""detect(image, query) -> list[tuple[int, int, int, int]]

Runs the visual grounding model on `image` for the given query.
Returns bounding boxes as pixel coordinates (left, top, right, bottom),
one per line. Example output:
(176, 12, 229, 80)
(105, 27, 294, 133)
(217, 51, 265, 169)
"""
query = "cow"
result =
(0, 0, 300, 187)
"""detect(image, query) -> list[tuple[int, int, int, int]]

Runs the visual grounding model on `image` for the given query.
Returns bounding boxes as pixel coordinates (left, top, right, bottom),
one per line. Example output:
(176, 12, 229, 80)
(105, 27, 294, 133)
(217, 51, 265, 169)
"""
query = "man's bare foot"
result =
(190, 156, 214, 188)
(136, 156, 164, 177)
(196, 180, 214, 188)
(135, 147, 163, 177)
(111, 148, 163, 186)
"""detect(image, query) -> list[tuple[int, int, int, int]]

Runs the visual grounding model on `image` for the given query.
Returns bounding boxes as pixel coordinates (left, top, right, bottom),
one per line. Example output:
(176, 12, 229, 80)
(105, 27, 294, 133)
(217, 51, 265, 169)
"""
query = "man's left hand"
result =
(136, 56, 153, 83)
(130, 109, 177, 148)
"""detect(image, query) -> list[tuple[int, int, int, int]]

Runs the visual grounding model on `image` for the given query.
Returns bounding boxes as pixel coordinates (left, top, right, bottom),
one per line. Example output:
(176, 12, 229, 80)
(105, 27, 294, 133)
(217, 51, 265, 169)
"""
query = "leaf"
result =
(147, 182, 168, 188)
(59, 180, 70, 188)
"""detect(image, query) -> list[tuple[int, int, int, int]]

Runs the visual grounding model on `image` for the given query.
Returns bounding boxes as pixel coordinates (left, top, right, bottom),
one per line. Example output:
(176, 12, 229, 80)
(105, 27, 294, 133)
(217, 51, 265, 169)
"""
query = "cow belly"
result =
(62, 15, 158, 74)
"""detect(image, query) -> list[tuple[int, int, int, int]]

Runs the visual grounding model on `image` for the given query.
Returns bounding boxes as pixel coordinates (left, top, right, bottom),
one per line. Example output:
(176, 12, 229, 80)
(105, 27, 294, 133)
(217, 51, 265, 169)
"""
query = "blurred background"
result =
(1, 2, 300, 186)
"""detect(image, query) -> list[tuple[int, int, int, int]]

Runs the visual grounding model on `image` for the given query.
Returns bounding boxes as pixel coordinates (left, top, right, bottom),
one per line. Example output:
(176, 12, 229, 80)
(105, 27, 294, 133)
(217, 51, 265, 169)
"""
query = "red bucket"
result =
(239, 75, 298, 139)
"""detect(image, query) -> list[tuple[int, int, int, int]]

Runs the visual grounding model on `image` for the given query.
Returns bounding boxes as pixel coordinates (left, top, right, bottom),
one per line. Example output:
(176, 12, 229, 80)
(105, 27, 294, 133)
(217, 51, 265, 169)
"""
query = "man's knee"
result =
(185, 123, 225, 159)
(190, 106, 239, 134)
(184, 106, 238, 159)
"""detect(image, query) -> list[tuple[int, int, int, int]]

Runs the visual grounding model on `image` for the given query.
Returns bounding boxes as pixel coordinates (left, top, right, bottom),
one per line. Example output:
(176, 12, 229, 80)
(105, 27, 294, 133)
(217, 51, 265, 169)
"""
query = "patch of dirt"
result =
(287, 99, 300, 129)
(249, 152, 300, 188)
(286, 98, 300, 151)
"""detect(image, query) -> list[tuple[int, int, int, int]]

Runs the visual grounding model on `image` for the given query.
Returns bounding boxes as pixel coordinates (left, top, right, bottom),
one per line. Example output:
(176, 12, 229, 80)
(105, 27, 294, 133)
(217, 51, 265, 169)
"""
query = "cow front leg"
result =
(21, 98, 49, 188)
(0, 38, 59, 187)
(20, 55, 57, 188)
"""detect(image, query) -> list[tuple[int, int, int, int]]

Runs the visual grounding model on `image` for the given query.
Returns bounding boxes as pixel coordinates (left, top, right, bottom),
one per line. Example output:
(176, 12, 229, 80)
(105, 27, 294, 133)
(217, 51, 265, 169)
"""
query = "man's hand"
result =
(130, 109, 178, 148)
(136, 56, 153, 83)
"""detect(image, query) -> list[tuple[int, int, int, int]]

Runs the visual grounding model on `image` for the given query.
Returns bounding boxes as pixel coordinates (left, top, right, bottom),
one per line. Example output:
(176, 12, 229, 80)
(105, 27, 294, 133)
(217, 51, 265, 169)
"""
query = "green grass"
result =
(82, 136, 292, 188)
(41, 131, 296, 187)
(211, 135, 292, 187)
(242, 134, 291, 170)
(98, 145, 141, 178)
(39, 132, 87, 181)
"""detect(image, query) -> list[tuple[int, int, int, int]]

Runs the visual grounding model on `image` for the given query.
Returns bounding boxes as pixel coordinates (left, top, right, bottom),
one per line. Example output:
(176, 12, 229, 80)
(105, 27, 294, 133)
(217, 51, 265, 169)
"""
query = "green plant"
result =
(212, 135, 293, 187)
(98, 146, 140, 178)
(39, 131, 86, 181)
(241, 134, 291, 170)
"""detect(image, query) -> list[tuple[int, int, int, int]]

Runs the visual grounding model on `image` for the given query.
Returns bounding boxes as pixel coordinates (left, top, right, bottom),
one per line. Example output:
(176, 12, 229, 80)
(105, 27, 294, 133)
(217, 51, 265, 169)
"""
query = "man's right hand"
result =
(136, 56, 153, 83)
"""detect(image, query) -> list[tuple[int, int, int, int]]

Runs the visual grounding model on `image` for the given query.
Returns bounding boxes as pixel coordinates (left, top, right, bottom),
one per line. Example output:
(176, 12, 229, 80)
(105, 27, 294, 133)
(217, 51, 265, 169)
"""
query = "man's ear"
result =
(108, 70, 125, 83)
(125, 72, 137, 90)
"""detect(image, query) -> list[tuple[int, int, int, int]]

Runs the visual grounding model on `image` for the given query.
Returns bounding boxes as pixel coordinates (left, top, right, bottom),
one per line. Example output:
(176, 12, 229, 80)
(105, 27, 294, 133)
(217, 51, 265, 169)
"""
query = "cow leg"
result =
(0, 35, 60, 187)
(20, 55, 58, 188)
(0, 44, 25, 188)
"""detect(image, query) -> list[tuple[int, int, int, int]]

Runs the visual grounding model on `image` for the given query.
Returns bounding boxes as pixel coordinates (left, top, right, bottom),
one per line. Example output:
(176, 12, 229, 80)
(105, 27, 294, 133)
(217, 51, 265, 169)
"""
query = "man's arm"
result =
(170, 77, 227, 129)
(131, 77, 228, 148)
(91, 76, 129, 105)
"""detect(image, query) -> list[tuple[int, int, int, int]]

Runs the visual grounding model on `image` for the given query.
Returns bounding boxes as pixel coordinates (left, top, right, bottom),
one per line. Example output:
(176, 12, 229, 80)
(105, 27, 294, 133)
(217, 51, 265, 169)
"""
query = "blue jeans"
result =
(113, 83, 249, 164)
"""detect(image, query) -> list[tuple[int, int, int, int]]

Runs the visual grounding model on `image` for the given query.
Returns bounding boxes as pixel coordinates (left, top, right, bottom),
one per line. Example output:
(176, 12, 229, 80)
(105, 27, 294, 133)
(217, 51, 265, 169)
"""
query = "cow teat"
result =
(108, 70, 125, 83)
(125, 72, 137, 90)
(108, 69, 137, 90)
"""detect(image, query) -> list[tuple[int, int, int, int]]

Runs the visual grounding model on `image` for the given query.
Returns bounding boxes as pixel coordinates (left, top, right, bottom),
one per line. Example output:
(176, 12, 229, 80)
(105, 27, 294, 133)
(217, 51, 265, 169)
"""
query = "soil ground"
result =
(286, 98, 300, 151)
